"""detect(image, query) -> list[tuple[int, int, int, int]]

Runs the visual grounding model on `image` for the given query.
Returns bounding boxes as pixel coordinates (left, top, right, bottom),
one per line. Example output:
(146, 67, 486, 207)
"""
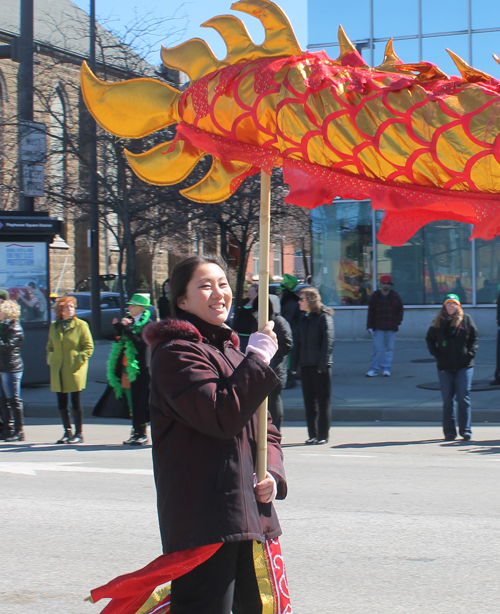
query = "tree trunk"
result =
(220, 223, 229, 265)
(234, 234, 249, 313)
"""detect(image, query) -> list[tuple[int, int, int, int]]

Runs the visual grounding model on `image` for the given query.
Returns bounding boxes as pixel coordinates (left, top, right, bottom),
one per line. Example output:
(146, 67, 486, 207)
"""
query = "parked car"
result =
(66, 292, 157, 337)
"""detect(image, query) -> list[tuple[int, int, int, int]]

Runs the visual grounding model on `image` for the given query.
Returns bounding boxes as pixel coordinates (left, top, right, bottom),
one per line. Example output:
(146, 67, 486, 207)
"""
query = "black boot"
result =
(0, 398, 14, 441)
(10, 397, 25, 442)
(68, 405, 83, 444)
(56, 406, 73, 444)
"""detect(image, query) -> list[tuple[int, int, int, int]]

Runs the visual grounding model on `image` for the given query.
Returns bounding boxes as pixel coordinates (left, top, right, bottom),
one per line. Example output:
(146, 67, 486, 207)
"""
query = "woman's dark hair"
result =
(170, 255, 228, 318)
(162, 278, 170, 295)
(299, 287, 334, 316)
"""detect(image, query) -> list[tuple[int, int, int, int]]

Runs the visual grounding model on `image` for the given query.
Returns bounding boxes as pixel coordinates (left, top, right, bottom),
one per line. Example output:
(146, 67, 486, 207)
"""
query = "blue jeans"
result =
(370, 330, 397, 372)
(437, 367, 473, 438)
(0, 371, 23, 399)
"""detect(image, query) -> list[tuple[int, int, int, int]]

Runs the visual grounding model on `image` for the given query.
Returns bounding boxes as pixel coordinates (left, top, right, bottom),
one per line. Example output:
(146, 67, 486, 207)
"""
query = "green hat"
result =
(280, 274, 299, 292)
(444, 293, 461, 306)
(127, 293, 151, 307)
(0, 289, 9, 301)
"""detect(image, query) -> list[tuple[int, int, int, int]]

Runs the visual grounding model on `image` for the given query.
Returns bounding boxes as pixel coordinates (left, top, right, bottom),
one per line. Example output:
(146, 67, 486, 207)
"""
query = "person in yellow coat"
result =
(47, 296, 94, 444)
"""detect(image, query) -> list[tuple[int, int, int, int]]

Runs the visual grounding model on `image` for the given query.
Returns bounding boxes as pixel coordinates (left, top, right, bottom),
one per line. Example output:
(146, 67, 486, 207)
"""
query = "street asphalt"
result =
(2, 423, 500, 613)
(21, 337, 500, 423)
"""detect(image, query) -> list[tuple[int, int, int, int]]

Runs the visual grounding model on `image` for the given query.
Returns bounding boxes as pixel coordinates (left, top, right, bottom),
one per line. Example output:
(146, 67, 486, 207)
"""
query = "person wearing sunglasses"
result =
(366, 275, 404, 377)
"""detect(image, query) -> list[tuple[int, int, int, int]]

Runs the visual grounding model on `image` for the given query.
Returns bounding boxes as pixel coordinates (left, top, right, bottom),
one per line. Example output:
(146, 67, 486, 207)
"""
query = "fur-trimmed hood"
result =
(143, 315, 239, 355)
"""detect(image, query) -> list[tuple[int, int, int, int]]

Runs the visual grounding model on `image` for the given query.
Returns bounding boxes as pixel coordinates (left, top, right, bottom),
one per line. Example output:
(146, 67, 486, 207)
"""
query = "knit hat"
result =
(443, 293, 461, 306)
(127, 293, 151, 307)
(380, 275, 393, 285)
(280, 274, 299, 292)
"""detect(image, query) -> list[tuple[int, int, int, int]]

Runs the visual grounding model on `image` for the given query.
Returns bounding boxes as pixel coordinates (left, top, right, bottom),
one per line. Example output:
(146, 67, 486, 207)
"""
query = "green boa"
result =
(107, 309, 151, 398)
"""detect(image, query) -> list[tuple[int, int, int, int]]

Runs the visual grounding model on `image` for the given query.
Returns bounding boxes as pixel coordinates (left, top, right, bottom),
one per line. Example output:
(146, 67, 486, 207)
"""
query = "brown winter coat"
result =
(143, 312, 286, 554)
(46, 317, 94, 393)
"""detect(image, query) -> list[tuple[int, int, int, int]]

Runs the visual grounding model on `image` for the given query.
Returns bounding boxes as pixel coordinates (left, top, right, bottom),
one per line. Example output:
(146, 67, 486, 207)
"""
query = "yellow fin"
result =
(335, 26, 367, 66)
(494, 53, 500, 66)
(202, 15, 261, 64)
(125, 140, 205, 186)
(231, 0, 302, 58)
(161, 39, 222, 82)
(446, 49, 492, 82)
(80, 61, 180, 138)
(396, 61, 449, 81)
(180, 158, 254, 202)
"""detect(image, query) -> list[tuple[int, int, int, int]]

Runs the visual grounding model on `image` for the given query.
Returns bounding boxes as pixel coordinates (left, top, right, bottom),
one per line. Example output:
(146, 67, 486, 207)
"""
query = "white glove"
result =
(246, 332, 278, 365)
(368, 328, 374, 335)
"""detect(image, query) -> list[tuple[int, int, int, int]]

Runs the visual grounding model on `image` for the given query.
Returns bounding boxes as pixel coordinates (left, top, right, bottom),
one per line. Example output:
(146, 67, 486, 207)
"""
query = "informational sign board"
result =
(19, 121, 46, 198)
(0, 242, 49, 322)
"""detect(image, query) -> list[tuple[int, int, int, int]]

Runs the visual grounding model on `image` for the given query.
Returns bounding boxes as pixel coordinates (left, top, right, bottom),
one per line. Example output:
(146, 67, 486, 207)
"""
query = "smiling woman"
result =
(139, 254, 290, 613)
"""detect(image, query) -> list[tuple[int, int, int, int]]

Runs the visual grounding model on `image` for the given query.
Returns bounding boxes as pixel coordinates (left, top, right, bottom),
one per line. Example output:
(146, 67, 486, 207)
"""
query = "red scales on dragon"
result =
(81, 0, 500, 246)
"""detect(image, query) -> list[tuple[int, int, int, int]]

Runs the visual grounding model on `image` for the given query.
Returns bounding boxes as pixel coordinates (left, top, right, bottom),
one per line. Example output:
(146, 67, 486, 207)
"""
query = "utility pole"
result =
(89, 0, 101, 338)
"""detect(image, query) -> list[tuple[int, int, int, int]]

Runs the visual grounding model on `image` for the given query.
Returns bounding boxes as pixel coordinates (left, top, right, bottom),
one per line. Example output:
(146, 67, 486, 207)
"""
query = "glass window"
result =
(253, 242, 259, 277)
(373, 0, 418, 39)
(422, 34, 469, 75)
(471, 0, 499, 30)
(475, 237, 500, 304)
(471, 32, 500, 77)
(0, 242, 49, 322)
(372, 38, 420, 67)
(422, 0, 468, 35)
(308, 0, 370, 46)
(273, 244, 282, 278)
(312, 200, 373, 306)
(375, 214, 472, 304)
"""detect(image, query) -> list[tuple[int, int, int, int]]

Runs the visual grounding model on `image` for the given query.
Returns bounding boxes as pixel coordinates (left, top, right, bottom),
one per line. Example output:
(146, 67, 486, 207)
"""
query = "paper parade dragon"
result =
(81, 0, 500, 247)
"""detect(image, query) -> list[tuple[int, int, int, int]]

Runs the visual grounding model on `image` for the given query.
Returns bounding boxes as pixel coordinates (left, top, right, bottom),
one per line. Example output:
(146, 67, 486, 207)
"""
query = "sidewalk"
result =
(21, 339, 500, 423)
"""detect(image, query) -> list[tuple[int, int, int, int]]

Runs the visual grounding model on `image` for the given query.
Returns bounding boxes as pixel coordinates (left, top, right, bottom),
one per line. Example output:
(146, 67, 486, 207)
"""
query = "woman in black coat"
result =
(291, 287, 335, 445)
(252, 297, 293, 431)
(426, 293, 478, 441)
(157, 279, 171, 320)
(143, 255, 287, 614)
(0, 300, 25, 441)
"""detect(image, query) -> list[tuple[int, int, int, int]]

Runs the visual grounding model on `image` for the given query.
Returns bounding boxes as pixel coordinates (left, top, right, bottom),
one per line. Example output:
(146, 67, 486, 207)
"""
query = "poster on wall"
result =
(0, 242, 48, 322)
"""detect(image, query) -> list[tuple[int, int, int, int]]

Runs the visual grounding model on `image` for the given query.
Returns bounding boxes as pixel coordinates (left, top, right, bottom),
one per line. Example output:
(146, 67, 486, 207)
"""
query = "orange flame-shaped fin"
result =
(446, 49, 492, 82)
(180, 158, 256, 202)
(125, 140, 206, 186)
(80, 61, 180, 138)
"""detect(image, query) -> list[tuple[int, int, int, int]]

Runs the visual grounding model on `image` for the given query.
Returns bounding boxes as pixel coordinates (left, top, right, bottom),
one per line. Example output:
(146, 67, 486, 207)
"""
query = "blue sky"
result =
(72, 0, 308, 62)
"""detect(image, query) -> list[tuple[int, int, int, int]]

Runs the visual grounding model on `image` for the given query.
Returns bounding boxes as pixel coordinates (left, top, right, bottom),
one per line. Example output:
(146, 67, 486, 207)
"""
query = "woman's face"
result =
(178, 263, 232, 325)
(62, 303, 75, 319)
(248, 286, 258, 301)
(445, 302, 458, 315)
(298, 293, 309, 312)
(163, 282, 170, 295)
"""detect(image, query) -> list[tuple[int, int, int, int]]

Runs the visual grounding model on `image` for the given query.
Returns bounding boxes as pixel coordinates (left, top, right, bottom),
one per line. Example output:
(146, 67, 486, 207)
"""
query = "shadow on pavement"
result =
(332, 439, 500, 450)
(0, 442, 150, 453)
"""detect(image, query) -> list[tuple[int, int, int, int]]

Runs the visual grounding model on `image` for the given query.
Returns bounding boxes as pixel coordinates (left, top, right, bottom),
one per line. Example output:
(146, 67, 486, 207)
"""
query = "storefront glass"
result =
(375, 214, 472, 305)
(475, 237, 500, 304)
(312, 200, 373, 306)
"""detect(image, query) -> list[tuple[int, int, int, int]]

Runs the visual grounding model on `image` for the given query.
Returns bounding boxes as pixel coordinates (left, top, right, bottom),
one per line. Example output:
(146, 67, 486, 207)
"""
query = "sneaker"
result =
(462, 434, 471, 441)
(382, 370, 391, 377)
(366, 370, 378, 377)
(305, 438, 318, 445)
(315, 439, 329, 445)
(444, 434, 456, 441)
(129, 434, 148, 446)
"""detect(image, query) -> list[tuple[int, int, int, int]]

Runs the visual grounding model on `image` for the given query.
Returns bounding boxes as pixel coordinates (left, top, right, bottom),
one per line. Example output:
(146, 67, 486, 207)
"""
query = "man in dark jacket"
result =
(366, 275, 404, 377)
(490, 287, 500, 385)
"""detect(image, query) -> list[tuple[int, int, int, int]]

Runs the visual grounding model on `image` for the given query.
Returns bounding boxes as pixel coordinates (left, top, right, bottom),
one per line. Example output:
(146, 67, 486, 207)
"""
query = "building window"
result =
(273, 243, 282, 278)
(253, 242, 259, 277)
(311, 200, 373, 306)
(475, 236, 500, 304)
(376, 214, 472, 305)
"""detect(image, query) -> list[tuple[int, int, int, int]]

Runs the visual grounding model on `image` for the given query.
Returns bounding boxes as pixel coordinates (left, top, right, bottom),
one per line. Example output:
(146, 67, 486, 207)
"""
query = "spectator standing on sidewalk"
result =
(105, 294, 152, 445)
(232, 283, 258, 352)
(280, 274, 302, 389)
(490, 286, 500, 386)
(253, 297, 293, 431)
(366, 275, 404, 377)
(47, 296, 94, 444)
(426, 294, 478, 442)
(157, 279, 171, 320)
(0, 300, 25, 441)
(292, 287, 334, 445)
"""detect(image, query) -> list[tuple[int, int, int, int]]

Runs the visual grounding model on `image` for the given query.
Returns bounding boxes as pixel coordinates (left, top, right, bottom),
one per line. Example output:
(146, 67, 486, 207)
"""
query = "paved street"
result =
(2, 422, 500, 613)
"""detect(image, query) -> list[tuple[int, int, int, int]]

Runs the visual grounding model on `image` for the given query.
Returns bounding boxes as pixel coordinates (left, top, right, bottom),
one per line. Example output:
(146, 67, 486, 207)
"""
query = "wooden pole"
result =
(257, 170, 271, 482)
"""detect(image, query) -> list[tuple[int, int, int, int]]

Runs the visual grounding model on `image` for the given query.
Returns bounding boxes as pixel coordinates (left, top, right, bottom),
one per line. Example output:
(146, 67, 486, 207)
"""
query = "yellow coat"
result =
(46, 317, 94, 393)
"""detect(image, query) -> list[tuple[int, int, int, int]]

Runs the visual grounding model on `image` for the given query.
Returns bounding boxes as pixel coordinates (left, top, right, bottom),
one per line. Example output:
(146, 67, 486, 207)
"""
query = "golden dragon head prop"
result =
(81, 0, 500, 246)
